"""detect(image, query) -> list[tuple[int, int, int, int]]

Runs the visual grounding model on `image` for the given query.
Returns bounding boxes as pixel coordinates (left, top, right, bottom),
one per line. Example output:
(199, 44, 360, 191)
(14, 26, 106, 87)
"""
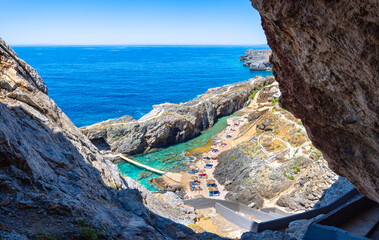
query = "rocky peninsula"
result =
(240, 49, 272, 71)
(81, 76, 274, 156)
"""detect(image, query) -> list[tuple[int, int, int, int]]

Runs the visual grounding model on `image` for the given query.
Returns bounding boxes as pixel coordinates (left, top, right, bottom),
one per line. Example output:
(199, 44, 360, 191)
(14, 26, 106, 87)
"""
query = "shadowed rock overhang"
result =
(251, 0, 378, 202)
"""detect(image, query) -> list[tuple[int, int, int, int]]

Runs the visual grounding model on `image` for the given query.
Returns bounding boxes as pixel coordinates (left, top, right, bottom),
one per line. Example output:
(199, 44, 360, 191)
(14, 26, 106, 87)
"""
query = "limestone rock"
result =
(214, 147, 265, 207)
(240, 49, 272, 71)
(251, 0, 379, 202)
(81, 76, 275, 155)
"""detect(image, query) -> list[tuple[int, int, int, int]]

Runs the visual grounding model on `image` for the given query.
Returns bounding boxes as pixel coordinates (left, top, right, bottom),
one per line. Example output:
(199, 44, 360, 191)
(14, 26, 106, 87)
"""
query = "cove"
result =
(117, 112, 239, 191)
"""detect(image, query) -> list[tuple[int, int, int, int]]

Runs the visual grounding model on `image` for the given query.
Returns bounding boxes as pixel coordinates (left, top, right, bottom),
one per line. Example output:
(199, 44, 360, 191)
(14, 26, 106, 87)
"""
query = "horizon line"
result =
(11, 43, 269, 47)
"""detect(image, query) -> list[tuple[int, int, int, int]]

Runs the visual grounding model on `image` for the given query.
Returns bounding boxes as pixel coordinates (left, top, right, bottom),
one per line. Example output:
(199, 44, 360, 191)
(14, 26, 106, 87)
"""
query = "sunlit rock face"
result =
(251, 0, 378, 202)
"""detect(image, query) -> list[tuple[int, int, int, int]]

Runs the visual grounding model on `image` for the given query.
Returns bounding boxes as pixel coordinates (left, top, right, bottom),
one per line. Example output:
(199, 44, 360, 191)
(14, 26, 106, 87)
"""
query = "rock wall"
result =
(251, 0, 379, 202)
(240, 49, 272, 71)
(0, 38, 223, 239)
(81, 76, 274, 155)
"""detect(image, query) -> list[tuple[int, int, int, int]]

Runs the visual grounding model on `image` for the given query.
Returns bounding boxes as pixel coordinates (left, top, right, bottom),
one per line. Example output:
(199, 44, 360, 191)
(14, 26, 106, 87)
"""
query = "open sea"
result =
(13, 45, 273, 190)
(13, 45, 272, 127)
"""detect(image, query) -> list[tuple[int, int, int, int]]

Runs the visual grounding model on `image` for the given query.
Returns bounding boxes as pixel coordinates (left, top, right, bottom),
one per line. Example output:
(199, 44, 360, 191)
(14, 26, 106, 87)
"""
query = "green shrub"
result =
(78, 227, 98, 240)
(271, 98, 279, 104)
(288, 175, 294, 180)
(250, 90, 258, 99)
(314, 150, 322, 158)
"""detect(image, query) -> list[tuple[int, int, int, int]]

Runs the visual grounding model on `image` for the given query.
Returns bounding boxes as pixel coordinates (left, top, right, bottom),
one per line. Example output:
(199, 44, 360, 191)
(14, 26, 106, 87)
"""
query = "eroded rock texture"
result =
(0, 38, 221, 239)
(251, 0, 379, 202)
(240, 49, 272, 71)
(81, 77, 274, 155)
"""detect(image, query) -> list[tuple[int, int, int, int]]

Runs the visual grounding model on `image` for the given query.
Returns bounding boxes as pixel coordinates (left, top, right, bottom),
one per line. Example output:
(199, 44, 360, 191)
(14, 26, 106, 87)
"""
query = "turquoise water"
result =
(118, 112, 238, 190)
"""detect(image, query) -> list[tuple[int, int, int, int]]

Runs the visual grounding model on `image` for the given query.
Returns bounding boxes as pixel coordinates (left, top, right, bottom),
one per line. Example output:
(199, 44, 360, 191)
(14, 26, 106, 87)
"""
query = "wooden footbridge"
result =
(119, 154, 166, 175)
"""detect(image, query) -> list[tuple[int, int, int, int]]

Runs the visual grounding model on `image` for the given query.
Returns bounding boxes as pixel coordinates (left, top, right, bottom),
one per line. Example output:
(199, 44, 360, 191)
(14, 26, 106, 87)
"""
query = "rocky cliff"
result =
(0, 38, 223, 240)
(240, 49, 272, 71)
(251, 0, 379, 202)
(81, 76, 274, 155)
(213, 87, 354, 211)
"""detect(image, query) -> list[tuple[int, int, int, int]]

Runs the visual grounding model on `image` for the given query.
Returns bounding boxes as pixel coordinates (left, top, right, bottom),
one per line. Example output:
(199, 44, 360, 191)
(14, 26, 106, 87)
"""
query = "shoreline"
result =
(81, 76, 275, 156)
(155, 93, 263, 199)
(106, 76, 274, 192)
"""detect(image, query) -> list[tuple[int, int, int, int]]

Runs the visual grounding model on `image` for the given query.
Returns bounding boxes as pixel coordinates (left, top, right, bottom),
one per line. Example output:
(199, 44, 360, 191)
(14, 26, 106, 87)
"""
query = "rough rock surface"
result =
(213, 147, 265, 208)
(251, 0, 379, 202)
(214, 96, 354, 212)
(0, 38, 224, 239)
(81, 76, 274, 155)
(240, 230, 291, 240)
(240, 49, 272, 71)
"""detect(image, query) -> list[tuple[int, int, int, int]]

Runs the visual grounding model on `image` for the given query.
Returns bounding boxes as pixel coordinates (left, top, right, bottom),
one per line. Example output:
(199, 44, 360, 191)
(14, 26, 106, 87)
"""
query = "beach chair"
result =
(214, 190, 220, 196)
(209, 191, 214, 197)
(204, 164, 213, 169)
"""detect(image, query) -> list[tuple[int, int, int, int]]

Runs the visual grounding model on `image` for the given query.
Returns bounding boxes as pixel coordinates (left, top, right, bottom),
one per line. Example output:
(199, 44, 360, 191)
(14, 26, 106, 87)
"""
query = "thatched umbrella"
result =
(211, 154, 218, 159)
(199, 169, 206, 174)
(208, 187, 218, 192)
(206, 179, 216, 184)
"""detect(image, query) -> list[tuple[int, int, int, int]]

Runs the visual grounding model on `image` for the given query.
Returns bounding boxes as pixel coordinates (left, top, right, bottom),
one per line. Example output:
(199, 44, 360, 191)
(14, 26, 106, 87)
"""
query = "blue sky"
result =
(0, 0, 266, 45)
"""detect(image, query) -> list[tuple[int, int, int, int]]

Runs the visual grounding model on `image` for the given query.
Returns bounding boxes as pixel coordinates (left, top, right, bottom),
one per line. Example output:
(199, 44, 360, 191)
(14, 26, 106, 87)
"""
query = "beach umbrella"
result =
(206, 179, 216, 184)
(211, 154, 218, 159)
(199, 169, 206, 174)
(208, 187, 218, 191)
(191, 176, 199, 180)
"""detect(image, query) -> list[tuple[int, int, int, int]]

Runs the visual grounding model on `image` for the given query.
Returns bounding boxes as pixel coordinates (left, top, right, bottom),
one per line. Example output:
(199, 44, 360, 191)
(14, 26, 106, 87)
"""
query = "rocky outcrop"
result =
(214, 147, 265, 207)
(214, 93, 354, 212)
(240, 49, 272, 71)
(251, 0, 379, 202)
(81, 76, 275, 155)
(0, 38, 223, 239)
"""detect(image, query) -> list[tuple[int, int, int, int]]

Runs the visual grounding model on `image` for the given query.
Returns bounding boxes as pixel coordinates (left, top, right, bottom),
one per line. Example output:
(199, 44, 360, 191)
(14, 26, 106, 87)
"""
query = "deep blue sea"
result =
(13, 45, 272, 127)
